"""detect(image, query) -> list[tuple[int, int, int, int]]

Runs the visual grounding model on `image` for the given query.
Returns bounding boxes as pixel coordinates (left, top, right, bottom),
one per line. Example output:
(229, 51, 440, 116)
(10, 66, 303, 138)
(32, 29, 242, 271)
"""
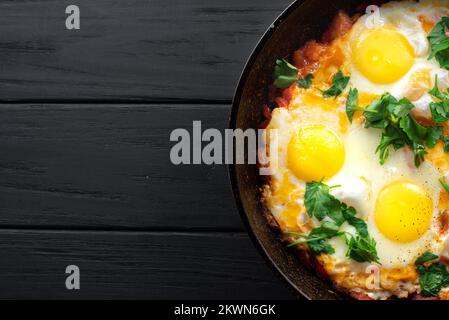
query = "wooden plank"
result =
(0, 230, 296, 299)
(0, 104, 243, 230)
(0, 0, 292, 101)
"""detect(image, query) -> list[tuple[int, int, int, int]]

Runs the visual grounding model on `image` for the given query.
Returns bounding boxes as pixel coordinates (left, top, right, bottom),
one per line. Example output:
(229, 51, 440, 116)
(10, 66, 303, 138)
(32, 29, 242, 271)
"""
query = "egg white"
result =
(346, 1, 449, 100)
(327, 127, 444, 268)
(267, 105, 447, 268)
(266, 100, 347, 183)
(264, 1, 449, 295)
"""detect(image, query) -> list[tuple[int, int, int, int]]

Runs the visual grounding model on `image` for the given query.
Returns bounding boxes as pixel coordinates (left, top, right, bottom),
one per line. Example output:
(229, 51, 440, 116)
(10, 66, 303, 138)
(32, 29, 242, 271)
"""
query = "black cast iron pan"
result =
(229, 0, 390, 300)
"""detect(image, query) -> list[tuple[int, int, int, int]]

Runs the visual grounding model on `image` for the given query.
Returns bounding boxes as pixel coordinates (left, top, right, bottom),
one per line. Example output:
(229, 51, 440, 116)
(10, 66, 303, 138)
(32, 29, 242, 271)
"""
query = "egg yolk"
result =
(353, 27, 415, 84)
(287, 125, 344, 182)
(375, 181, 433, 243)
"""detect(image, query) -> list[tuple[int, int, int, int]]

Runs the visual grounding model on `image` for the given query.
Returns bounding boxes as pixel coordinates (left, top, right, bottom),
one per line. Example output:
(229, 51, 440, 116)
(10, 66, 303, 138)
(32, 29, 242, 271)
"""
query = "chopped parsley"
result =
(345, 88, 364, 123)
(415, 252, 449, 297)
(367, 94, 428, 166)
(429, 76, 449, 123)
(304, 181, 345, 225)
(426, 126, 444, 148)
(439, 177, 449, 195)
(273, 58, 299, 88)
(342, 206, 368, 237)
(431, 102, 449, 123)
(346, 234, 379, 264)
(415, 252, 439, 266)
(286, 222, 343, 255)
(444, 135, 449, 152)
(288, 181, 379, 264)
(322, 71, 350, 98)
(346, 92, 441, 167)
(428, 17, 449, 70)
(273, 59, 314, 89)
(297, 73, 314, 89)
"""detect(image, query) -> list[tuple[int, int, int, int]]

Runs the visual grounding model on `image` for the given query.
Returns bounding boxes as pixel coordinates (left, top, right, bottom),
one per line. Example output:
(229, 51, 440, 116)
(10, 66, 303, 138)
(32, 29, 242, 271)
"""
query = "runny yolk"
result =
(353, 27, 415, 84)
(374, 180, 433, 243)
(287, 125, 345, 182)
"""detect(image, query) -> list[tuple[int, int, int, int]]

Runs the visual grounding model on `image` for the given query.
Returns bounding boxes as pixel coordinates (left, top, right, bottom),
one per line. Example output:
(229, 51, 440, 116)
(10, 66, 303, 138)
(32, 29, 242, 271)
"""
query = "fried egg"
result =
(326, 128, 443, 269)
(264, 0, 449, 299)
(344, 1, 449, 101)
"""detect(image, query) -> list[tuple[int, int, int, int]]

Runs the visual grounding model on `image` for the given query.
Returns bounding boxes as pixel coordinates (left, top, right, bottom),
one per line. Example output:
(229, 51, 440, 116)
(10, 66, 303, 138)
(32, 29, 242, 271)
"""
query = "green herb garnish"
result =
(273, 59, 299, 88)
(376, 125, 408, 165)
(443, 135, 449, 153)
(439, 177, 449, 194)
(430, 101, 449, 123)
(429, 76, 449, 123)
(415, 252, 439, 266)
(345, 88, 366, 123)
(322, 71, 350, 98)
(415, 252, 449, 297)
(349, 92, 437, 167)
(304, 181, 345, 225)
(428, 17, 449, 70)
(345, 76, 449, 166)
(426, 126, 444, 148)
(286, 222, 344, 255)
(297, 73, 314, 89)
(273, 59, 315, 89)
(346, 234, 379, 264)
(290, 181, 379, 263)
(342, 206, 368, 237)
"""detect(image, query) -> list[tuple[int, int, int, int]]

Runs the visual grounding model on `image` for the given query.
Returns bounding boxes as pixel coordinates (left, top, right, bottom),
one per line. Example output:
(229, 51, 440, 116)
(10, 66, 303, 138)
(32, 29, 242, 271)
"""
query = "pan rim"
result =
(227, 0, 330, 301)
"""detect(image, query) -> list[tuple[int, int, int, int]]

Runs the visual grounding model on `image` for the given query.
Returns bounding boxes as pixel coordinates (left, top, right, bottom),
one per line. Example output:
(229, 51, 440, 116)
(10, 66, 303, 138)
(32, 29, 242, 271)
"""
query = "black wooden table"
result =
(0, 0, 298, 299)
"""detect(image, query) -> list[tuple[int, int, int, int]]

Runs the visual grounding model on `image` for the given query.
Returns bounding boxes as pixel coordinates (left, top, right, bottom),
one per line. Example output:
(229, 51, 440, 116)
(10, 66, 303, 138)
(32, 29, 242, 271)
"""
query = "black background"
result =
(0, 0, 298, 299)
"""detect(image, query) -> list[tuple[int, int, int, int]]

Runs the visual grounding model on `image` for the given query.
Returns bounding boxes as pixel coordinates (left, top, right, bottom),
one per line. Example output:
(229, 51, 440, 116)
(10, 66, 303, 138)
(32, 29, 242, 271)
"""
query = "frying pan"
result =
(229, 0, 390, 300)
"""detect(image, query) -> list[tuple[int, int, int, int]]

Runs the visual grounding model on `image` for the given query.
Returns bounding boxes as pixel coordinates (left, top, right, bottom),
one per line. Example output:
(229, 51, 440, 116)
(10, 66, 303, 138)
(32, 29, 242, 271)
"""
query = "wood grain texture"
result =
(0, 0, 303, 299)
(0, 104, 245, 230)
(0, 230, 296, 299)
(0, 0, 292, 101)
